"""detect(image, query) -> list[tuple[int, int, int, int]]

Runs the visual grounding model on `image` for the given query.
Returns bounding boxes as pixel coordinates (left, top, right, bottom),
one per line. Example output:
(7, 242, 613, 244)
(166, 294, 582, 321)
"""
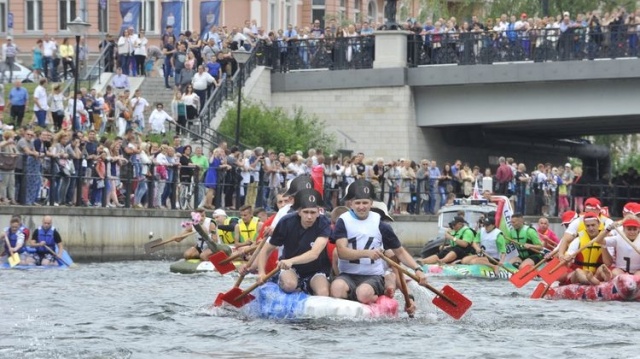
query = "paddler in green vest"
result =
(420, 216, 475, 265)
(508, 213, 544, 268)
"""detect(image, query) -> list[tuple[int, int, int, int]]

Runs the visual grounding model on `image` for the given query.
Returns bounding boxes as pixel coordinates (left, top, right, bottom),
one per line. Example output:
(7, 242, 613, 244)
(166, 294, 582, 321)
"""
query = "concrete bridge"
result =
(239, 32, 640, 173)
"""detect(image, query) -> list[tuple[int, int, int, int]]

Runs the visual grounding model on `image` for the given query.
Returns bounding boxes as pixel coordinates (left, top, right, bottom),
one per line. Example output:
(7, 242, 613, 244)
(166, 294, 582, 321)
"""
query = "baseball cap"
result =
(561, 211, 577, 225)
(565, 163, 571, 168)
(213, 209, 227, 217)
(584, 197, 601, 209)
(623, 218, 640, 228)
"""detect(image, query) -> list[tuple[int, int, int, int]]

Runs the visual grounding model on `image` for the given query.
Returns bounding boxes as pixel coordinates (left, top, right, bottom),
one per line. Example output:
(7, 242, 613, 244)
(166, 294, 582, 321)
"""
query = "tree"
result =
(217, 101, 336, 155)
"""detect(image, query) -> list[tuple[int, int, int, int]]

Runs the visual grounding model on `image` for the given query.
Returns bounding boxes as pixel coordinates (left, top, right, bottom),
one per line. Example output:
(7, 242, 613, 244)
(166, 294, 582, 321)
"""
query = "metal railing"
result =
(407, 25, 640, 66)
(259, 36, 375, 73)
(196, 45, 259, 150)
(62, 42, 113, 96)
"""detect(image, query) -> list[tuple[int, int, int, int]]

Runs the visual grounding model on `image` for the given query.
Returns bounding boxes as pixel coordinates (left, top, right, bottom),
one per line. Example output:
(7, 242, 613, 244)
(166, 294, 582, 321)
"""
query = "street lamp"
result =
(67, 17, 91, 132)
(232, 49, 251, 146)
(67, 17, 90, 207)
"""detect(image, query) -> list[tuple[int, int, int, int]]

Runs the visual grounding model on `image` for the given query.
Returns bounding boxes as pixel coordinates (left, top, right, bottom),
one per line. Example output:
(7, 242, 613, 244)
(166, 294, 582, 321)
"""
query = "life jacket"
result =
(238, 217, 259, 243)
(4, 227, 26, 254)
(450, 226, 475, 247)
(218, 217, 239, 245)
(36, 226, 57, 254)
(572, 230, 603, 274)
(510, 225, 539, 259)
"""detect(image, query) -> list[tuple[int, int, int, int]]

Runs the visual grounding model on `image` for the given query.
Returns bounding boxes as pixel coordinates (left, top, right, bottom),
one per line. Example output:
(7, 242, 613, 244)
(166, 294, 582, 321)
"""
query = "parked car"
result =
(1, 62, 35, 83)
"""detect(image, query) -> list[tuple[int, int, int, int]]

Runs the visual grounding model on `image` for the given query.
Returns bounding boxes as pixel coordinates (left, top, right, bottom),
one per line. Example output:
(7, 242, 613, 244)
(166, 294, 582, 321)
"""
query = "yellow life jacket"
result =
(573, 230, 603, 274)
(238, 217, 259, 243)
(218, 217, 238, 245)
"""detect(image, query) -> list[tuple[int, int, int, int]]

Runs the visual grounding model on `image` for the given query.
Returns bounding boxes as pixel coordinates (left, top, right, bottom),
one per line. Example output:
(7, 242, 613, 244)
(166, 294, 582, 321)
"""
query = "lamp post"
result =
(232, 49, 251, 146)
(67, 17, 90, 207)
(67, 17, 91, 132)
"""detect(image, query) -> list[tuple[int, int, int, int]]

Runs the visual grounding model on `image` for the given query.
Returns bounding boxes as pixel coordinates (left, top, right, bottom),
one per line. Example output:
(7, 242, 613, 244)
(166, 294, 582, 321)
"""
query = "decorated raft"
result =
(169, 258, 242, 274)
(545, 274, 640, 301)
(238, 282, 399, 319)
(421, 263, 517, 280)
(1, 250, 74, 269)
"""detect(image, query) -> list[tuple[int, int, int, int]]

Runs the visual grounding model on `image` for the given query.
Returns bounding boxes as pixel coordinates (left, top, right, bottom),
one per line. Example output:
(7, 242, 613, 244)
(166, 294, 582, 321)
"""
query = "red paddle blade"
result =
(209, 251, 237, 274)
(431, 285, 472, 320)
(509, 264, 539, 288)
(537, 258, 569, 285)
(220, 287, 256, 308)
(213, 293, 225, 307)
(530, 283, 547, 299)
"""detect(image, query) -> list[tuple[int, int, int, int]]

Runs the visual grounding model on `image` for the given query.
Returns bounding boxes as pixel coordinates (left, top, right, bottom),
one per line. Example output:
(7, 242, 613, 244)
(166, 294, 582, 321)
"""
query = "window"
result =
(285, 0, 293, 27)
(354, 0, 361, 23)
(98, 0, 108, 33)
(367, 0, 377, 22)
(268, 0, 277, 32)
(140, 0, 156, 33)
(311, 0, 324, 28)
(59, 0, 77, 31)
(312, 0, 325, 5)
(339, 0, 346, 23)
(26, 0, 43, 31)
(0, 1, 6, 33)
(181, 0, 191, 34)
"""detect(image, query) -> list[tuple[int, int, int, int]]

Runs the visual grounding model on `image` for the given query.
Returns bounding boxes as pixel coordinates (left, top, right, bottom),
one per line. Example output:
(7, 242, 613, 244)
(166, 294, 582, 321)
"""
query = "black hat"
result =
(292, 188, 323, 210)
(343, 179, 375, 201)
(452, 216, 467, 225)
(482, 216, 496, 226)
(284, 175, 314, 197)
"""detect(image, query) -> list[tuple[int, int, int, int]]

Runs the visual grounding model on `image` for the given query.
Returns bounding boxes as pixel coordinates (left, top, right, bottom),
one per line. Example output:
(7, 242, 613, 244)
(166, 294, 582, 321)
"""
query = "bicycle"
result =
(178, 178, 195, 210)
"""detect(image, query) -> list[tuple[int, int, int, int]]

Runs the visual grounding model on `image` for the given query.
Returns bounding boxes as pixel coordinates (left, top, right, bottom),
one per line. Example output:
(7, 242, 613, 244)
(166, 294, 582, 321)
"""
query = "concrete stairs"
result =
(137, 76, 175, 124)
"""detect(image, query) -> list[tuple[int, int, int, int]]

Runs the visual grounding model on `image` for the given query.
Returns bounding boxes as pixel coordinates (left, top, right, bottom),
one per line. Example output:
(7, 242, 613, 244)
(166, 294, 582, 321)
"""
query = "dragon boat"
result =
(544, 274, 640, 301)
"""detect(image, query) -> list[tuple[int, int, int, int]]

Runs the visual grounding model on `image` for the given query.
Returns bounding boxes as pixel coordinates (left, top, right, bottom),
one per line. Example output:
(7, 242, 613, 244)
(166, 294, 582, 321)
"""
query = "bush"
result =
(218, 100, 336, 155)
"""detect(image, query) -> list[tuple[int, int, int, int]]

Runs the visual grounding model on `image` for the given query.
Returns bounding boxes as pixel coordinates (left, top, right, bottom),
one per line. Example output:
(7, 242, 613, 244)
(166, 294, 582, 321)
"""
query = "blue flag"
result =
(200, 1, 222, 38)
(161, 1, 184, 38)
(119, 1, 141, 34)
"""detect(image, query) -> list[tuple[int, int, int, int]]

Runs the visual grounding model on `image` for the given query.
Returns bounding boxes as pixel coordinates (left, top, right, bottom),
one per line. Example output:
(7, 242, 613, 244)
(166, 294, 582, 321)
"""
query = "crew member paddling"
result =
(1, 217, 28, 265)
(509, 213, 543, 268)
(596, 217, 640, 277)
(563, 212, 612, 285)
(26, 216, 64, 266)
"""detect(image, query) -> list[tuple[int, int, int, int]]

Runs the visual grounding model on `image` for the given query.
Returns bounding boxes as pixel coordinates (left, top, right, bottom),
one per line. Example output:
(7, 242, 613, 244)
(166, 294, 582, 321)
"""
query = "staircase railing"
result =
(196, 44, 261, 150)
(62, 42, 114, 96)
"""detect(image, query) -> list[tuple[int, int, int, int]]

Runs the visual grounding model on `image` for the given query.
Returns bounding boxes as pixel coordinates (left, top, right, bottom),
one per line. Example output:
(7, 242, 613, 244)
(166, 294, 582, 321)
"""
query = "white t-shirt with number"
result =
(605, 233, 640, 273)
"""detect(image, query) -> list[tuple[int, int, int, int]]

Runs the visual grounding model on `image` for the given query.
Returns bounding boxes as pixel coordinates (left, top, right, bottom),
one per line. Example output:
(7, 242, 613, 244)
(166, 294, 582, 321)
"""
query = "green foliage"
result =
(592, 134, 640, 174)
(218, 100, 336, 155)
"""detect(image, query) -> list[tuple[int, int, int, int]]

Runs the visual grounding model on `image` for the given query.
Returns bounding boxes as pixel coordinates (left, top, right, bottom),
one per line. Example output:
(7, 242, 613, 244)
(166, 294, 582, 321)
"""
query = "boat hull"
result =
(421, 263, 516, 279)
(1, 250, 74, 269)
(546, 274, 640, 301)
(243, 282, 399, 319)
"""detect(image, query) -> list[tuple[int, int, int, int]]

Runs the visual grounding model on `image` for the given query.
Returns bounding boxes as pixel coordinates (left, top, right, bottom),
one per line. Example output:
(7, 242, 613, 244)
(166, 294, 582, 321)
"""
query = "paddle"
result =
(506, 238, 543, 254)
(214, 240, 267, 306)
(380, 254, 472, 320)
(395, 268, 414, 318)
(144, 237, 174, 254)
(508, 255, 552, 288)
(530, 282, 554, 299)
(537, 235, 602, 285)
(481, 251, 516, 274)
(3, 236, 19, 268)
(209, 243, 258, 274)
(219, 267, 280, 308)
(43, 244, 71, 267)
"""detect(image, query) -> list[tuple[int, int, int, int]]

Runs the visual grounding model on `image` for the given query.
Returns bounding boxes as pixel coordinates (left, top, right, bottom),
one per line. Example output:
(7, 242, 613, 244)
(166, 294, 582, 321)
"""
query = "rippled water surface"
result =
(1, 261, 638, 359)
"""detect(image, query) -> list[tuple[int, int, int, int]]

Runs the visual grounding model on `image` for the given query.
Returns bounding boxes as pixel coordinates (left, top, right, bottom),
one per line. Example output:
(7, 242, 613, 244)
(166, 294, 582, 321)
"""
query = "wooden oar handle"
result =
(380, 254, 456, 306)
(482, 251, 516, 274)
(150, 238, 176, 249)
(233, 240, 267, 288)
(43, 245, 69, 267)
(235, 267, 280, 301)
(396, 269, 414, 318)
(221, 241, 262, 264)
(507, 238, 543, 254)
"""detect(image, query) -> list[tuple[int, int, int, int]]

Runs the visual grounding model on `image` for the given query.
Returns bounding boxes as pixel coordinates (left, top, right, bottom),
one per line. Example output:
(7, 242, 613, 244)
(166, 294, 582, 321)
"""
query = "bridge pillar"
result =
(374, 31, 411, 68)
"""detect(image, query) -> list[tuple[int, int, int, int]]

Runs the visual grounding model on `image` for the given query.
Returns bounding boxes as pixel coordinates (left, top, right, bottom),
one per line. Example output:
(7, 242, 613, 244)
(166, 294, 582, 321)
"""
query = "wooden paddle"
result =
(506, 238, 543, 254)
(481, 251, 516, 274)
(219, 267, 280, 308)
(214, 240, 267, 307)
(209, 242, 258, 274)
(4, 236, 19, 268)
(43, 245, 71, 267)
(530, 282, 554, 299)
(380, 254, 472, 320)
(144, 237, 174, 254)
(395, 268, 414, 318)
(537, 235, 602, 285)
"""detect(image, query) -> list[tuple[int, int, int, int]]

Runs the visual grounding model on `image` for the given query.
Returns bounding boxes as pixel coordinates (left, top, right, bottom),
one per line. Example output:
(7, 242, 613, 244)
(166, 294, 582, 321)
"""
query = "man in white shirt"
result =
(191, 65, 216, 106)
(33, 78, 49, 128)
(129, 89, 149, 131)
(148, 102, 174, 134)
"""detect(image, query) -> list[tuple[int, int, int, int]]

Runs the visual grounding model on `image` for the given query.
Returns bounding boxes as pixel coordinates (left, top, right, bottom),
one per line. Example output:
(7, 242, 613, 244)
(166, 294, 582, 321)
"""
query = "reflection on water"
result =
(1, 261, 638, 359)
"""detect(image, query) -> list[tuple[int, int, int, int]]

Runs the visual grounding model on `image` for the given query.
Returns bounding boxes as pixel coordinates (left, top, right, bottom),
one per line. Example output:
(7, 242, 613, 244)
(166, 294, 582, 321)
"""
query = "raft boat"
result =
(1, 250, 74, 269)
(169, 258, 242, 274)
(239, 282, 399, 319)
(545, 274, 640, 301)
(421, 263, 517, 279)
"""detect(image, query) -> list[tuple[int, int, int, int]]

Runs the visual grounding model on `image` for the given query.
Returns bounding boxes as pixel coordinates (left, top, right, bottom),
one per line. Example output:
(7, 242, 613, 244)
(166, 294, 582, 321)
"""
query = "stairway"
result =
(137, 76, 175, 126)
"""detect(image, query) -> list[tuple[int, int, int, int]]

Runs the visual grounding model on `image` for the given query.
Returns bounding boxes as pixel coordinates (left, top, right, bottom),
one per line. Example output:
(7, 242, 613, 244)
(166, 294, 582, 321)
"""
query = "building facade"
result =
(3, 0, 408, 54)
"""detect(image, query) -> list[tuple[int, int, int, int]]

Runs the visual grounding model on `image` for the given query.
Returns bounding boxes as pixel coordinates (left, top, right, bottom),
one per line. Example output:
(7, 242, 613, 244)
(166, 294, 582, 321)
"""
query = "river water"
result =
(1, 261, 637, 359)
